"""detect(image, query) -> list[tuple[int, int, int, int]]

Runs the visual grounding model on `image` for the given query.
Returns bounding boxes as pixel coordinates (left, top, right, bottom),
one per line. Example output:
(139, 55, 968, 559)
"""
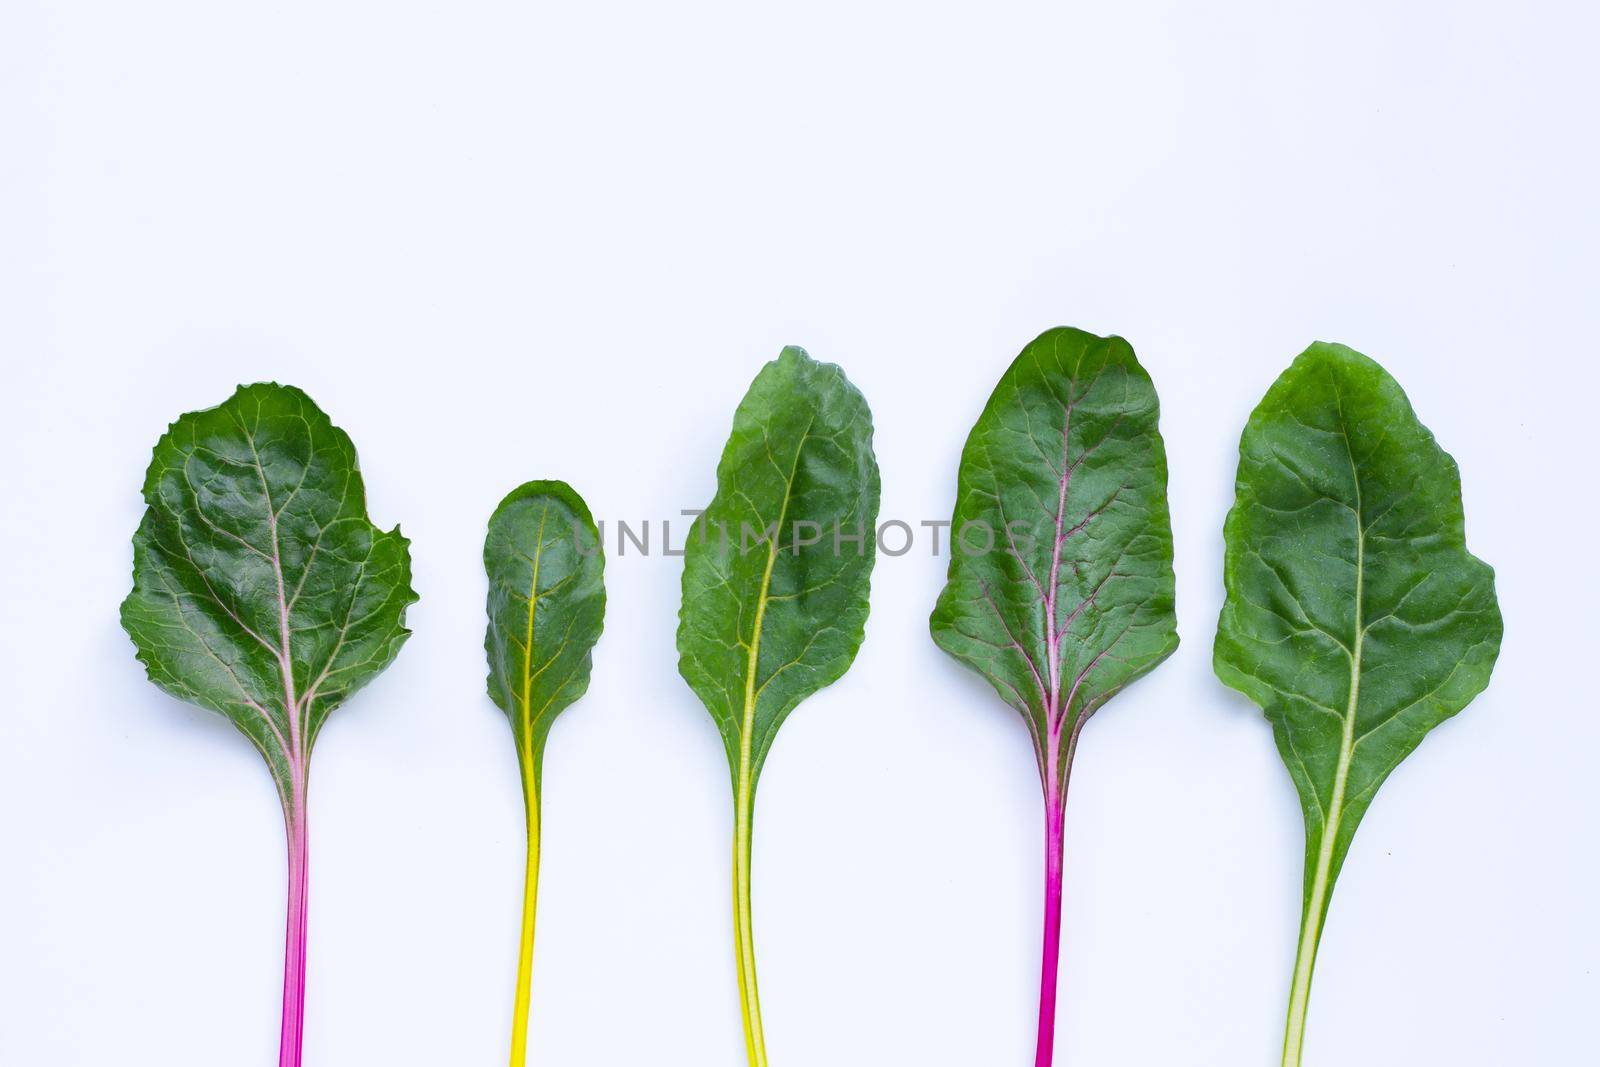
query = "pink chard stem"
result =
(279, 789, 309, 1067)
(1034, 790, 1067, 1067)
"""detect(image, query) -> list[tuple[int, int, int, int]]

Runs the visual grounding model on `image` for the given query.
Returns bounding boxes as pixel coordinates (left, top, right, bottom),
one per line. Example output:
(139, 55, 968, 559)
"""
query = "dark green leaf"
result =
(484, 480, 607, 783)
(678, 346, 881, 790)
(928, 327, 1178, 1064)
(120, 382, 417, 797)
(119, 382, 415, 1064)
(483, 479, 606, 1066)
(1213, 342, 1503, 1064)
(676, 345, 880, 1066)
(930, 327, 1180, 780)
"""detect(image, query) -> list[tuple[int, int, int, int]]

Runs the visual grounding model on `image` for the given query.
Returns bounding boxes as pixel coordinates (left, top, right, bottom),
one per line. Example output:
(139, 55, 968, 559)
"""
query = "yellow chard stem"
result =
(509, 769, 542, 1067)
(732, 784, 767, 1067)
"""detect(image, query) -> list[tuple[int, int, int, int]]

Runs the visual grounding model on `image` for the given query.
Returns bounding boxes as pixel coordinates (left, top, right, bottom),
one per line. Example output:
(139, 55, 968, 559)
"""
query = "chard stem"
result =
(1283, 822, 1340, 1067)
(279, 792, 309, 1067)
(733, 787, 767, 1066)
(1285, 622, 1359, 1067)
(510, 766, 543, 1066)
(1282, 909, 1320, 1067)
(1033, 792, 1067, 1067)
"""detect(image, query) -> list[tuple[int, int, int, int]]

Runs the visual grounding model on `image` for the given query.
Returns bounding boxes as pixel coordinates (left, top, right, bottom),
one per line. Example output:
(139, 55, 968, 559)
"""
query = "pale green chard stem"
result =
(1282, 704, 1356, 1066)
(1282, 907, 1320, 1066)
(1284, 475, 1365, 1067)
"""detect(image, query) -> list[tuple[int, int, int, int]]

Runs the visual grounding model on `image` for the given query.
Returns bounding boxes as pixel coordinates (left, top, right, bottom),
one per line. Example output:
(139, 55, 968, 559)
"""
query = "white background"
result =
(3, 2, 1596, 1065)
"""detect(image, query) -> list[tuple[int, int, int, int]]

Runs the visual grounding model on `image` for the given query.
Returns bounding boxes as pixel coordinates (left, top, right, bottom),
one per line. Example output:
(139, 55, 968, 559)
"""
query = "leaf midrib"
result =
(519, 502, 552, 783)
(1282, 390, 1370, 1064)
(738, 420, 815, 792)
(239, 415, 306, 784)
(1293, 390, 1367, 976)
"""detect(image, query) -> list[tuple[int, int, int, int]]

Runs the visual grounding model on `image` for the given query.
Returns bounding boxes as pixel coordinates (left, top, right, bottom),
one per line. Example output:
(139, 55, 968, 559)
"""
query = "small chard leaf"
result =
(483, 480, 606, 1066)
(929, 327, 1178, 1067)
(119, 383, 416, 1067)
(677, 346, 880, 1066)
(1213, 343, 1503, 1066)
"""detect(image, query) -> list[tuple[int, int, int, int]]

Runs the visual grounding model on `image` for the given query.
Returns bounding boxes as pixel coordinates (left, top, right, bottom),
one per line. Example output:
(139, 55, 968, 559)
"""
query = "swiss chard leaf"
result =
(929, 327, 1178, 1067)
(483, 480, 606, 1065)
(1213, 343, 1502, 1066)
(120, 383, 416, 1067)
(677, 346, 880, 1066)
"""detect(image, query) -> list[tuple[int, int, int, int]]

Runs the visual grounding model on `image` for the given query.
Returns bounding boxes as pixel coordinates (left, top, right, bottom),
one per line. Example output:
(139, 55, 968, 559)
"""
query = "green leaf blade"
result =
(120, 382, 417, 788)
(930, 327, 1179, 772)
(483, 479, 607, 772)
(677, 345, 882, 786)
(1214, 342, 1503, 1064)
(1215, 343, 1503, 892)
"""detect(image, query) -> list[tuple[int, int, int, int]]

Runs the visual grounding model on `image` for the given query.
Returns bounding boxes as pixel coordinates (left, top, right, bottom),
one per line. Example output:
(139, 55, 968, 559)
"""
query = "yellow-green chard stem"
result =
(733, 787, 768, 1066)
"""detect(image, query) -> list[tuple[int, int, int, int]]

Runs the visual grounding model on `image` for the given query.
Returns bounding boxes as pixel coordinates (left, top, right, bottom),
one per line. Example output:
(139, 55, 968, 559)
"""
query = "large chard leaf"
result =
(677, 346, 880, 1067)
(483, 480, 606, 1066)
(929, 327, 1178, 1067)
(1213, 343, 1502, 1066)
(120, 382, 416, 1067)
